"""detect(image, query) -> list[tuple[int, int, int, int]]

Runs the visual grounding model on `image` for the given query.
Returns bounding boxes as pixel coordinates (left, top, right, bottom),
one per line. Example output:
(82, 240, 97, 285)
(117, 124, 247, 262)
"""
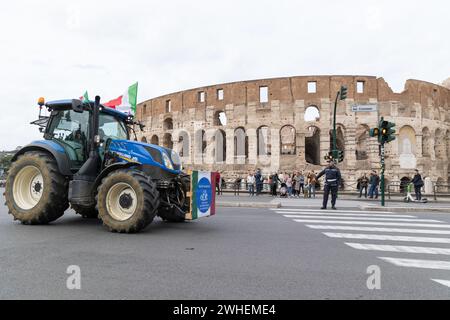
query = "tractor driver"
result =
(315, 160, 342, 210)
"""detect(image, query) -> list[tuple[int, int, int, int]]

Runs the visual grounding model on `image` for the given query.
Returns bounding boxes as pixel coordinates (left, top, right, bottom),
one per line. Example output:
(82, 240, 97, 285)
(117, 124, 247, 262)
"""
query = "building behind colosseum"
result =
(136, 76, 450, 190)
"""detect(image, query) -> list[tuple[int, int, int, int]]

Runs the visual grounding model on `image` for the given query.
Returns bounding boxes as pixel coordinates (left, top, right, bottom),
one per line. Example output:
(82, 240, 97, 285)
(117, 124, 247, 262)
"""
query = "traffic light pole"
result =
(380, 143, 386, 207)
(332, 91, 339, 160)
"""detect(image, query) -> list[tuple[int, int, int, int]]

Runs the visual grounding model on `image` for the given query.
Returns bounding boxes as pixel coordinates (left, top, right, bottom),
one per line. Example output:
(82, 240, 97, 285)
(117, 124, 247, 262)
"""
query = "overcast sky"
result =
(0, 0, 448, 150)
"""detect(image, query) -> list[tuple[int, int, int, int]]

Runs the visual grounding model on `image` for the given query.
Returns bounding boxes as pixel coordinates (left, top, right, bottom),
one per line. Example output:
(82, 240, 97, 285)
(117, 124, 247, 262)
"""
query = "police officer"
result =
(315, 160, 341, 210)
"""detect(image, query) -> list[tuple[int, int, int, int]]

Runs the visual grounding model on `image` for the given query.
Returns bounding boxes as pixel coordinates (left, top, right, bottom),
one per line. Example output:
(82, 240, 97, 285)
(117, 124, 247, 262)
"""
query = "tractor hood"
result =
(108, 140, 182, 174)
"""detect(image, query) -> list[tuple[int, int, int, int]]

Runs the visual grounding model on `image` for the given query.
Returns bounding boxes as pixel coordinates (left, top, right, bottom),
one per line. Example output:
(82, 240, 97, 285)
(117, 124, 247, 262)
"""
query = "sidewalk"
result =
(216, 194, 450, 212)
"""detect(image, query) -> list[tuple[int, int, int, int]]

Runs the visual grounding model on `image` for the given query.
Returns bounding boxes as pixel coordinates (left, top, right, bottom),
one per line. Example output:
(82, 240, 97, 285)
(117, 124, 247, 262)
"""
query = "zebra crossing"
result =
(271, 207, 450, 289)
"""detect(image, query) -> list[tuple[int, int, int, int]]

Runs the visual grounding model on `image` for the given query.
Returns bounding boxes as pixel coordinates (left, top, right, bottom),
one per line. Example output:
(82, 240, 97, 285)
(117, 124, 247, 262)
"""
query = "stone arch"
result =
(150, 135, 159, 145)
(163, 118, 173, 131)
(400, 176, 411, 194)
(257, 126, 271, 156)
(234, 127, 248, 160)
(214, 110, 227, 126)
(422, 127, 431, 157)
(304, 105, 320, 122)
(435, 128, 446, 159)
(356, 124, 369, 160)
(141, 136, 148, 143)
(178, 131, 190, 158)
(399, 126, 416, 155)
(305, 126, 320, 165)
(163, 133, 173, 149)
(195, 129, 206, 154)
(214, 129, 226, 163)
(280, 125, 296, 155)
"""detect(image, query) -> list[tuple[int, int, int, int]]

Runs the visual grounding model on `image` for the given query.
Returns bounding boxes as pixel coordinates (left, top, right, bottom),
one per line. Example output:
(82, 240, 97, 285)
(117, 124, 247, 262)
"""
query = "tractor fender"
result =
(93, 162, 139, 191)
(12, 142, 73, 176)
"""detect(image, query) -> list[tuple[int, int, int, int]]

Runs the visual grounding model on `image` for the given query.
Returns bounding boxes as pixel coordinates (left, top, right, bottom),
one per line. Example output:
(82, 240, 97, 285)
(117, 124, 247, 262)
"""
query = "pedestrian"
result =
(286, 174, 293, 197)
(368, 170, 380, 199)
(247, 172, 255, 196)
(357, 173, 369, 198)
(270, 172, 280, 197)
(216, 172, 222, 195)
(295, 171, 305, 197)
(255, 169, 264, 196)
(307, 171, 317, 198)
(411, 169, 424, 201)
(316, 160, 342, 210)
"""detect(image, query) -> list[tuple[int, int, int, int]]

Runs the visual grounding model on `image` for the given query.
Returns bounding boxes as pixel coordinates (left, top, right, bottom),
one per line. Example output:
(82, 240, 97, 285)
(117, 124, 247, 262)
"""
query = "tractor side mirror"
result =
(71, 99, 84, 113)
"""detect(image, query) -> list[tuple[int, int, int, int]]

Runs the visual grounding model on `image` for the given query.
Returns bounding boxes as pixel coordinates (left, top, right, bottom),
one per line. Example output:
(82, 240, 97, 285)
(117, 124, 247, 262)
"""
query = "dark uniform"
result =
(316, 163, 341, 209)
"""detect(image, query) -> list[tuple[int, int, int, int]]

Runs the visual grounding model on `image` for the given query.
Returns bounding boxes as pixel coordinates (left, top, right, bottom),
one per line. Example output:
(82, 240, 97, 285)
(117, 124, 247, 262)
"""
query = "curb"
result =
(359, 205, 450, 213)
(217, 201, 282, 208)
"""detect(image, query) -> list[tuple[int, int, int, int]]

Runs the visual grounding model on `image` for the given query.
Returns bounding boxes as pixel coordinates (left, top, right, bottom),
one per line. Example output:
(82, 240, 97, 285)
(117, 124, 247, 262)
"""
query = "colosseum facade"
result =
(136, 75, 450, 190)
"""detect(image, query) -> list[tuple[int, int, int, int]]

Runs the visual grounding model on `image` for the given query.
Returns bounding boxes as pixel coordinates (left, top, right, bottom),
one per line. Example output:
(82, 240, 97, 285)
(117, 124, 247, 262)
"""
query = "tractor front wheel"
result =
(97, 170, 159, 233)
(4, 151, 69, 224)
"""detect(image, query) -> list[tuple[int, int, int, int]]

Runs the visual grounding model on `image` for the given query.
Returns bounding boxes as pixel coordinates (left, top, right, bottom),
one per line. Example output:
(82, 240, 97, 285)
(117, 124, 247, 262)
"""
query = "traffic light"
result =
(324, 152, 333, 162)
(339, 86, 348, 100)
(338, 150, 344, 163)
(381, 120, 396, 144)
(369, 127, 379, 138)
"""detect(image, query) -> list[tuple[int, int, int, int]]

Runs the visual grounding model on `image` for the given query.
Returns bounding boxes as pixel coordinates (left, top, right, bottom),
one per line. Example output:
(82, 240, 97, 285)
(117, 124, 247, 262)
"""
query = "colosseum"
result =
(136, 75, 450, 190)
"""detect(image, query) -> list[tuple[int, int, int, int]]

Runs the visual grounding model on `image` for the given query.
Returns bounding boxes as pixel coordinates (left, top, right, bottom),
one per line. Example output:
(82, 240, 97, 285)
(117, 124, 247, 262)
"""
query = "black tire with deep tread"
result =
(97, 169, 160, 233)
(71, 204, 99, 219)
(4, 151, 69, 225)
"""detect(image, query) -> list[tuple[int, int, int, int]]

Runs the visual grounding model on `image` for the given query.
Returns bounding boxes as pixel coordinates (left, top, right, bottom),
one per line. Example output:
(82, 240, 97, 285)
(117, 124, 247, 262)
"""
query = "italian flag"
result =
(104, 82, 138, 115)
(80, 91, 89, 102)
(189, 171, 217, 220)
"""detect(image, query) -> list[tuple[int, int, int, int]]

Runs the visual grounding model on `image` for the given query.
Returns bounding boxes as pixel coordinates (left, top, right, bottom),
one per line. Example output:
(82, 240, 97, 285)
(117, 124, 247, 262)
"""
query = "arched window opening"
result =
(356, 125, 369, 160)
(150, 135, 159, 145)
(163, 133, 173, 149)
(257, 126, 271, 156)
(304, 106, 320, 122)
(141, 136, 148, 143)
(214, 130, 226, 163)
(399, 126, 416, 155)
(234, 127, 248, 160)
(280, 125, 296, 155)
(214, 111, 227, 126)
(400, 177, 411, 194)
(305, 126, 320, 165)
(163, 118, 173, 131)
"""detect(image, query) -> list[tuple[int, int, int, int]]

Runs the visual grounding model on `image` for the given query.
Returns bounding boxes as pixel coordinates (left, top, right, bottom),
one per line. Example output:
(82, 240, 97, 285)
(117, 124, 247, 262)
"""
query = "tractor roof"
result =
(45, 99, 130, 121)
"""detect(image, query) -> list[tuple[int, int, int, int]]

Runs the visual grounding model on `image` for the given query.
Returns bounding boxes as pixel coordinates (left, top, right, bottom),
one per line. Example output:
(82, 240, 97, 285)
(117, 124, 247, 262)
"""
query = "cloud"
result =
(0, 0, 449, 150)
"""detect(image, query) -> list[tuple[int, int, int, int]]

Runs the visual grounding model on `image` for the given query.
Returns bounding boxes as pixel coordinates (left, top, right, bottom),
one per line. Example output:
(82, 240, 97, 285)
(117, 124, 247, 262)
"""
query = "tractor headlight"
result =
(162, 152, 174, 170)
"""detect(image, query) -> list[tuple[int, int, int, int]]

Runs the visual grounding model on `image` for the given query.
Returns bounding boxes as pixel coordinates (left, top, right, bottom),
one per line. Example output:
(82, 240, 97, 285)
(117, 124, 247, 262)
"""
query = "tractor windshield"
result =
(99, 113, 129, 141)
(47, 110, 89, 166)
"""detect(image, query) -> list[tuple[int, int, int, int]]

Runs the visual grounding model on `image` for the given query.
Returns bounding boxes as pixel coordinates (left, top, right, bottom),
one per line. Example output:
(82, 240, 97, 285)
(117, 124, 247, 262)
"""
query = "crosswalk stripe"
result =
(293, 219, 450, 229)
(345, 243, 450, 255)
(285, 215, 441, 223)
(379, 257, 450, 270)
(275, 211, 416, 218)
(306, 225, 450, 235)
(431, 279, 450, 288)
(272, 208, 395, 214)
(323, 233, 450, 244)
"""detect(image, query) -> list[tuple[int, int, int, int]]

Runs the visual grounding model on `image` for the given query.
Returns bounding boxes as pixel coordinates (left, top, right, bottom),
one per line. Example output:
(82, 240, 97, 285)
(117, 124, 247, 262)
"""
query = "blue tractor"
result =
(4, 96, 196, 233)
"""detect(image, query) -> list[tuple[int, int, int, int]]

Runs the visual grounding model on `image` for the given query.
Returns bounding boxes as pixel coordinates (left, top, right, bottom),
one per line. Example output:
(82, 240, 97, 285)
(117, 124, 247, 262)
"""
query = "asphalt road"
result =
(0, 188, 449, 300)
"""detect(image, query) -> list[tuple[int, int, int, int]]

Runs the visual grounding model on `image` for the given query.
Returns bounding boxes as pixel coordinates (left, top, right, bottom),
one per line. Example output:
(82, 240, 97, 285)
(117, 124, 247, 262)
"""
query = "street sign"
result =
(351, 104, 378, 112)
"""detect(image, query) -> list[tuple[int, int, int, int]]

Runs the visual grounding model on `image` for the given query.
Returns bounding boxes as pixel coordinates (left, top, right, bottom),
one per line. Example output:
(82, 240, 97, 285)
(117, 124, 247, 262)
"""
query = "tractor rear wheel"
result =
(97, 169, 159, 233)
(71, 204, 99, 219)
(4, 151, 69, 224)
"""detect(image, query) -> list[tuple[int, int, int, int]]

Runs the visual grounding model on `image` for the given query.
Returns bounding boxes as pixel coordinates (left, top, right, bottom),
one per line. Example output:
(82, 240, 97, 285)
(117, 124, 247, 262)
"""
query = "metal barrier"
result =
(433, 184, 450, 200)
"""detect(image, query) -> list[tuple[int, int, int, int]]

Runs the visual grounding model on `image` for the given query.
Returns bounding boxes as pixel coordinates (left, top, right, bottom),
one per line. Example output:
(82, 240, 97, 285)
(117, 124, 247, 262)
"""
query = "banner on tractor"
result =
(186, 171, 217, 220)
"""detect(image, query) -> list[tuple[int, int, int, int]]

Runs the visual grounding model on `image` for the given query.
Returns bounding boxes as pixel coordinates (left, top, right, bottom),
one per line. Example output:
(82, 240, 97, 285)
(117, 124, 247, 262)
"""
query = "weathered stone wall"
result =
(136, 76, 450, 190)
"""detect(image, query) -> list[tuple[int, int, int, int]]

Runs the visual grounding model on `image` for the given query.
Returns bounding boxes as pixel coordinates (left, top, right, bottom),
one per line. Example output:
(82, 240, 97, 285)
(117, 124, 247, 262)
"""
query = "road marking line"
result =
(323, 233, 450, 244)
(345, 243, 450, 255)
(293, 219, 450, 229)
(306, 225, 450, 235)
(284, 215, 440, 223)
(379, 257, 450, 270)
(431, 279, 450, 288)
(272, 208, 395, 214)
(276, 211, 416, 218)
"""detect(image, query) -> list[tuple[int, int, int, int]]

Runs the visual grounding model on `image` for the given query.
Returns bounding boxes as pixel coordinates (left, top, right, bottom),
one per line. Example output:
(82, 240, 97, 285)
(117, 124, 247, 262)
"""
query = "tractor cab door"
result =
(98, 112, 129, 160)
(47, 109, 90, 171)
